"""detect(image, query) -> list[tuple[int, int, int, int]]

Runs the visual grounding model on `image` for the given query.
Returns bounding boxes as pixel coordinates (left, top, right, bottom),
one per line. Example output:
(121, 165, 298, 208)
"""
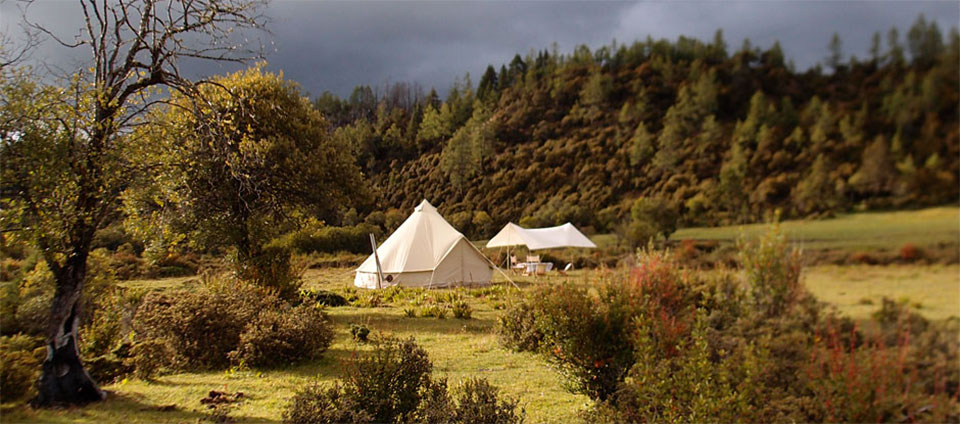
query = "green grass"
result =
(5, 244, 958, 422)
(672, 206, 960, 251)
(804, 264, 960, 321)
(3, 269, 591, 424)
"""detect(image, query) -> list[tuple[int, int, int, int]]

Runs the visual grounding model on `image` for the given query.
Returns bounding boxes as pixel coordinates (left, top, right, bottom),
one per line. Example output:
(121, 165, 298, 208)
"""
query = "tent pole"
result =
(369, 233, 384, 289)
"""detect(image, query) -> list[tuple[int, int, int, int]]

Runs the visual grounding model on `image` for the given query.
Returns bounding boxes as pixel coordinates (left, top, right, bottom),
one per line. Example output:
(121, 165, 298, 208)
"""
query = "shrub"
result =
(623, 219, 659, 247)
(133, 277, 334, 371)
(85, 354, 134, 383)
(451, 301, 472, 320)
(277, 223, 382, 255)
(849, 251, 876, 264)
(496, 299, 542, 352)
(738, 224, 803, 318)
(132, 277, 280, 369)
(494, 224, 960, 421)
(235, 245, 305, 301)
(899, 242, 921, 261)
(0, 334, 44, 403)
(803, 321, 957, 423)
(284, 337, 432, 423)
(413, 378, 457, 424)
(284, 382, 373, 424)
(344, 337, 433, 422)
(97, 249, 144, 280)
(872, 296, 929, 339)
(535, 279, 647, 401)
(350, 323, 370, 343)
(453, 377, 523, 424)
(300, 289, 348, 307)
(283, 338, 523, 424)
(79, 290, 129, 358)
(92, 223, 139, 251)
(13, 291, 52, 336)
(127, 339, 173, 380)
(591, 311, 755, 423)
(229, 304, 334, 368)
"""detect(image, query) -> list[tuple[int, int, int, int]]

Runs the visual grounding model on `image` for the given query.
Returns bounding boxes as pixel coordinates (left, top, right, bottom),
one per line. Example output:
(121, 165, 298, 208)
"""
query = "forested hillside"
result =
(315, 17, 958, 239)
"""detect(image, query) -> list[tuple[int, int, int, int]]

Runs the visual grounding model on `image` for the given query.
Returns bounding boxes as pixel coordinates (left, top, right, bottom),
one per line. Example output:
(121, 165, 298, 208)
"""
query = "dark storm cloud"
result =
(3, 1, 958, 98)
(261, 1, 630, 97)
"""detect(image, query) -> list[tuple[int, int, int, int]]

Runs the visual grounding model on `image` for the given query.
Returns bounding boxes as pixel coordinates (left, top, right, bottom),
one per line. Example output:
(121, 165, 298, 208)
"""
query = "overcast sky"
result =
(3, 1, 957, 98)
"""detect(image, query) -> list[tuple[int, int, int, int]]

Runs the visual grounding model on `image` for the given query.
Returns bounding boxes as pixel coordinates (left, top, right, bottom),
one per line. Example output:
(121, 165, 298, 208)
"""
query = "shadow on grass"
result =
(0, 391, 220, 423)
(328, 309, 497, 336)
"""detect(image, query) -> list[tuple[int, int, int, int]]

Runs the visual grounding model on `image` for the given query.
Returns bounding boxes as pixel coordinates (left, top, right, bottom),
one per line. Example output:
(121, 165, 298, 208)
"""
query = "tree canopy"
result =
(125, 67, 367, 282)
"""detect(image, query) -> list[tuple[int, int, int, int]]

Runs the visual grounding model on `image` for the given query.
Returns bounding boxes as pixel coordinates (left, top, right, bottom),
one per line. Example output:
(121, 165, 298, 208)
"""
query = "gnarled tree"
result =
(0, 0, 266, 406)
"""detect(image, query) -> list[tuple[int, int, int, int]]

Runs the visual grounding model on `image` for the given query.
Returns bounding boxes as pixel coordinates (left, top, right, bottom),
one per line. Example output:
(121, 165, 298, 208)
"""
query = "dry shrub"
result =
(229, 304, 333, 368)
(899, 242, 921, 262)
(132, 275, 333, 371)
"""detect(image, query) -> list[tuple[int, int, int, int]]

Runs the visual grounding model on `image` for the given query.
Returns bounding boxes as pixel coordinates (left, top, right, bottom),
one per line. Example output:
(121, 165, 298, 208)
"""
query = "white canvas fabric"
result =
(486, 222, 597, 250)
(354, 200, 493, 288)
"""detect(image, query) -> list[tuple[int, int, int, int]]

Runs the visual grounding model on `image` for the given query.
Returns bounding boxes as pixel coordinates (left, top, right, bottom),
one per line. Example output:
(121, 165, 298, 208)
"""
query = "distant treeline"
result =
(313, 16, 959, 238)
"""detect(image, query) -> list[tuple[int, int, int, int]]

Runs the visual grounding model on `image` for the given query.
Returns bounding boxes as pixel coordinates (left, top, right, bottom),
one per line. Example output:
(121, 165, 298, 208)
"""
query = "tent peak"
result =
(415, 199, 437, 213)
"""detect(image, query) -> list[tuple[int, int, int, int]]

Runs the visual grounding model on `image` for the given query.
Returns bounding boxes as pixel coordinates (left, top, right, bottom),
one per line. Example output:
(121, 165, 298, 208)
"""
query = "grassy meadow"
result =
(3, 207, 958, 423)
(671, 206, 960, 251)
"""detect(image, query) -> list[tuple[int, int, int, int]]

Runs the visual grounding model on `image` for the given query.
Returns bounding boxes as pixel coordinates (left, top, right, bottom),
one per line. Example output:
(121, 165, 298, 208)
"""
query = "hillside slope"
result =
(315, 22, 959, 239)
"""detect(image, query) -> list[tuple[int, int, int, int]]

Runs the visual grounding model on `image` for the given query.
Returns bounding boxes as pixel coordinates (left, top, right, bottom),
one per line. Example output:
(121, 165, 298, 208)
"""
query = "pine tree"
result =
(441, 129, 476, 192)
(850, 135, 895, 195)
(794, 154, 837, 215)
(440, 100, 495, 192)
(417, 104, 451, 150)
(629, 122, 655, 166)
(887, 27, 905, 65)
(477, 65, 499, 103)
(907, 14, 929, 64)
(718, 142, 748, 221)
(653, 71, 717, 172)
(826, 32, 844, 71)
(580, 70, 614, 107)
(765, 41, 785, 67)
(695, 115, 723, 157)
(710, 29, 728, 61)
(870, 31, 883, 63)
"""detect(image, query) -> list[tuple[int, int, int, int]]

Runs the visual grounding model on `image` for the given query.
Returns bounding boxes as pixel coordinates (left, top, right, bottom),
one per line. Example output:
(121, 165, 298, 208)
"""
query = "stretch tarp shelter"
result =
(355, 200, 493, 289)
(486, 222, 597, 250)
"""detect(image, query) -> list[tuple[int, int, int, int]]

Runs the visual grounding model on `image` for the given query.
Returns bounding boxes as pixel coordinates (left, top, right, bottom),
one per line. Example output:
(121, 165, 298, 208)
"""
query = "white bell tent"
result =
(354, 200, 494, 289)
(486, 222, 597, 250)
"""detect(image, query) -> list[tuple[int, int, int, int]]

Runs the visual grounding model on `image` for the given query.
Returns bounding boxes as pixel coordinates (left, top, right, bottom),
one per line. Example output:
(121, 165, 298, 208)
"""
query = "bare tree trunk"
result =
(33, 251, 105, 406)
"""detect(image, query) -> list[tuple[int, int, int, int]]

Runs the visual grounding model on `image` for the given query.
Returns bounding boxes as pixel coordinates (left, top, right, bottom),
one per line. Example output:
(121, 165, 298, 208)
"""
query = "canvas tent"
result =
(354, 200, 494, 289)
(486, 222, 597, 250)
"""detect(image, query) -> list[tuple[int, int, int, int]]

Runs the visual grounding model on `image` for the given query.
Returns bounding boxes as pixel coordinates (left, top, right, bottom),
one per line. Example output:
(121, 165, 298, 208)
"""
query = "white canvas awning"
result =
(486, 222, 597, 250)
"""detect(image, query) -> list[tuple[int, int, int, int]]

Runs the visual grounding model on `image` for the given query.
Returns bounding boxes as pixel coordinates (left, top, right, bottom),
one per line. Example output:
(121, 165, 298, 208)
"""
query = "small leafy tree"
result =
(626, 197, 679, 245)
(126, 67, 367, 298)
